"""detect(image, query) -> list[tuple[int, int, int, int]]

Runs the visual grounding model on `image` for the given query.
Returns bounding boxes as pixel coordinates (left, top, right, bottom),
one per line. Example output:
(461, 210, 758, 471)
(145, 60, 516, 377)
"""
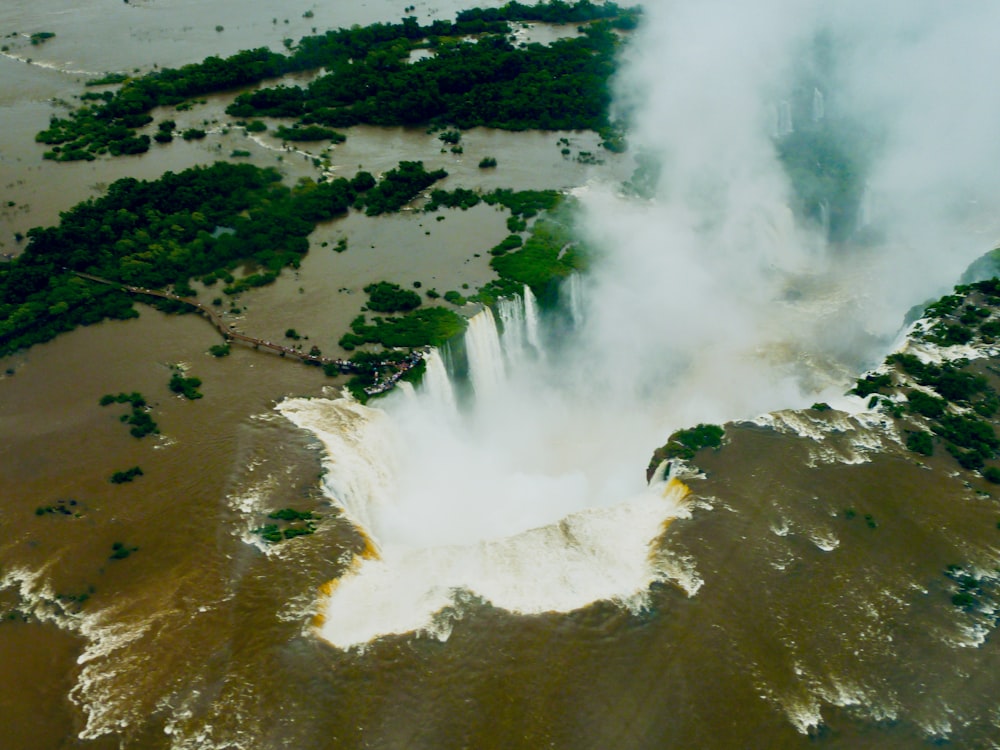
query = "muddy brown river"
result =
(2, 2, 1000, 748)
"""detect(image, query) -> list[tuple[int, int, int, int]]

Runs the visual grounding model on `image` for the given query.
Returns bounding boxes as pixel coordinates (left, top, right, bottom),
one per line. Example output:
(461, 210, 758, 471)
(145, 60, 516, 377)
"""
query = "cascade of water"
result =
(464, 307, 505, 398)
(496, 294, 527, 367)
(857, 183, 873, 229)
(819, 200, 830, 239)
(421, 348, 458, 416)
(523, 285, 542, 354)
(812, 87, 825, 122)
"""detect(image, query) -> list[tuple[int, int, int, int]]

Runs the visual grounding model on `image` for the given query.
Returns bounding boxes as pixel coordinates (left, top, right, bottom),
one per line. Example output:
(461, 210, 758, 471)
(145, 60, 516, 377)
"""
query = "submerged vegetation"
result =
(100, 392, 159, 438)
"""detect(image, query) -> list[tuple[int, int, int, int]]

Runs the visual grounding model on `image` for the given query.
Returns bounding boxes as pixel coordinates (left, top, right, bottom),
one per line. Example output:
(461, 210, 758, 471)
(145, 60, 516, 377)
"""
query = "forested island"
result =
(35, 1, 637, 161)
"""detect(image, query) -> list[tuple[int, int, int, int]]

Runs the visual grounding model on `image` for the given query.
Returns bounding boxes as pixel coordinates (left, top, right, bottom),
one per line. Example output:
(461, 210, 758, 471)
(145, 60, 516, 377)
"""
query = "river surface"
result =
(2, 2, 1000, 749)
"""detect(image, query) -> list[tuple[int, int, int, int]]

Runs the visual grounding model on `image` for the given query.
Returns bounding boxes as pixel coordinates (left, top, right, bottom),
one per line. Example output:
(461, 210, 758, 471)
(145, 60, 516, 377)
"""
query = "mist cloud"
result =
(300, 0, 1000, 647)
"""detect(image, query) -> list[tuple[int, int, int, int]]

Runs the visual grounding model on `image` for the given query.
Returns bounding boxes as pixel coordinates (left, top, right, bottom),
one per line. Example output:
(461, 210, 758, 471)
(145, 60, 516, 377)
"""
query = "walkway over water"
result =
(73, 271, 424, 395)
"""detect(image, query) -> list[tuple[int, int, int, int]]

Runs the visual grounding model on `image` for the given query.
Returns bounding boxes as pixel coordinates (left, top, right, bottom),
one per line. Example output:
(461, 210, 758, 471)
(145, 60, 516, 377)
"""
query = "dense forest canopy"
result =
(0, 160, 453, 356)
(36, 1, 639, 161)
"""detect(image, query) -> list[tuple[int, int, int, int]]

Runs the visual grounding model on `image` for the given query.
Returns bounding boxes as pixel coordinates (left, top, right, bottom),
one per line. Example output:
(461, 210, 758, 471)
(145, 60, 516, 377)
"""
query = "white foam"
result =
(310, 475, 691, 649)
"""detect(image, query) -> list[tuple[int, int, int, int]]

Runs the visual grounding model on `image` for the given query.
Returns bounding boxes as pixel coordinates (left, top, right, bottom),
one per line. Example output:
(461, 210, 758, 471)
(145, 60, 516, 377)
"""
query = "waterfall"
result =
(812, 87, 825, 122)
(464, 307, 505, 398)
(497, 294, 528, 367)
(566, 274, 585, 328)
(776, 100, 794, 137)
(819, 199, 830, 239)
(857, 183, 873, 230)
(523, 285, 542, 355)
(421, 348, 457, 416)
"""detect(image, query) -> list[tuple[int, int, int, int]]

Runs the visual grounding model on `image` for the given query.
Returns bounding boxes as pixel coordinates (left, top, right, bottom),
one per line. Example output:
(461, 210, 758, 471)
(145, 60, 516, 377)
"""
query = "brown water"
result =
(3, 2, 1000, 749)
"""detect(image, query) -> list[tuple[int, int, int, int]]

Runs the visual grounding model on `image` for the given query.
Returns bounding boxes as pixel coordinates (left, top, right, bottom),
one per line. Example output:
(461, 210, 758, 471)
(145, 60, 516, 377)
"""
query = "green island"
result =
(35, 2, 637, 162)
(253, 508, 321, 544)
(99, 392, 159, 438)
(169, 369, 203, 400)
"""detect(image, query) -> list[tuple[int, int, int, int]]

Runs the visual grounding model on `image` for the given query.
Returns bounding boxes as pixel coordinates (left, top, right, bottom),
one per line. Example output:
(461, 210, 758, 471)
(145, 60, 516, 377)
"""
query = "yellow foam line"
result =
(311, 531, 382, 631)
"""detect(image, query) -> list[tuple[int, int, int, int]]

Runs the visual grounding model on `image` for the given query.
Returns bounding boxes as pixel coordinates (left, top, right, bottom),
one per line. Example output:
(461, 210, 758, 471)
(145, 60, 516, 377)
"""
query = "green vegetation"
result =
(100, 391, 159, 438)
(30, 32, 56, 45)
(35, 498, 82, 517)
(229, 20, 622, 131)
(0, 160, 450, 357)
(943, 564, 999, 613)
(364, 281, 422, 312)
(905, 430, 934, 456)
(208, 343, 231, 357)
(110, 466, 144, 484)
(489, 234, 524, 256)
(169, 369, 203, 399)
(443, 290, 467, 306)
(648, 423, 724, 477)
(851, 372, 892, 397)
(273, 124, 346, 142)
(253, 507, 319, 543)
(478, 156, 498, 168)
(36, 3, 636, 162)
(425, 186, 561, 217)
(857, 279, 1000, 476)
(810, 402, 832, 411)
(86, 72, 129, 86)
(357, 161, 447, 215)
(55, 585, 96, 613)
(905, 389, 947, 419)
(489, 215, 584, 299)
(339, 306, 467, 350)
(109, 541, 139, 560)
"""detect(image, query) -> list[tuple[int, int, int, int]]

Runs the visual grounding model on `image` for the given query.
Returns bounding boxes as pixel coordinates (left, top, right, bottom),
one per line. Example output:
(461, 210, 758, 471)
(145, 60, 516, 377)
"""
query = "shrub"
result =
(110, 466, 143, 484)
(983, 466, 1000, 483)
(168, 371, 203, 399)
(906, 430, 934, 456)
(364, 281, 422, 313)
